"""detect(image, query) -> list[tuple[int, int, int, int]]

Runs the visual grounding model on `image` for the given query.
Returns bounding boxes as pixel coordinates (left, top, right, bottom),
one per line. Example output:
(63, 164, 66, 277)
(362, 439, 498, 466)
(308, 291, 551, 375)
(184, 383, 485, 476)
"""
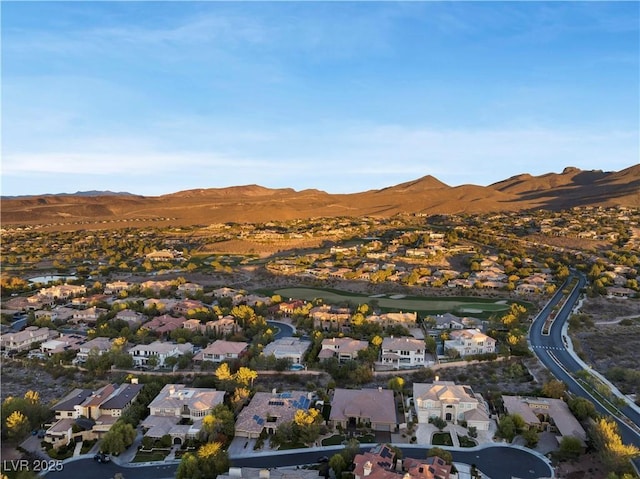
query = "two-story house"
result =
(141, 384, 225, 444)
(129, 341, 193, 368)
(1, 326, 52, 353)
(380, 336, 425, 369)
(318, 337, 368, 363)
(413, 380, 491, 431)
(444, 329, 496, 357)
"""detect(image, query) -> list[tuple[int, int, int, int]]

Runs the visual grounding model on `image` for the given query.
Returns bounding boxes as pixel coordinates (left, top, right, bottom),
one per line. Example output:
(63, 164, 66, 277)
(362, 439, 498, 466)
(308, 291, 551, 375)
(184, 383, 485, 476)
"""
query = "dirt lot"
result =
(1, 360, 107, 406)
(572, 296, 640, 395)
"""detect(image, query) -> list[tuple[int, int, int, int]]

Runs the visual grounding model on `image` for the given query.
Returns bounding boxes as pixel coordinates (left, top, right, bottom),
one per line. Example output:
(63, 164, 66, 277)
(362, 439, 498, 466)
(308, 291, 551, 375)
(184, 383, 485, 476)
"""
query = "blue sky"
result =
(2, 1, 638, 196)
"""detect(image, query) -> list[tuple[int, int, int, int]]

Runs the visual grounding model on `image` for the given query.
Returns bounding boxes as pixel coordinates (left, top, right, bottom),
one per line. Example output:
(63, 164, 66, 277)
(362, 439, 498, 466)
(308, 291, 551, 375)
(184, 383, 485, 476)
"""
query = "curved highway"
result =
(529, 272, 640, 469)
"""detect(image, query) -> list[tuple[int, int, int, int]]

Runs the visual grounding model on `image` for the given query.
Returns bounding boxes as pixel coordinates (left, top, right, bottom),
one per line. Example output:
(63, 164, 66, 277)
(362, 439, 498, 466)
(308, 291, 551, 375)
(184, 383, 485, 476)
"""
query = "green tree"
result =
(522, 428, 539, 448)
(329, 453, 347, 476)
(568, 397, 597, 420)
(176, 452, 202, 479)
(557, 435, 583, 461)
(498, 415, 516, 442)
(542, 380, 566, 399)
(427, 446, 453, 464)
(100, 421, 136, 455)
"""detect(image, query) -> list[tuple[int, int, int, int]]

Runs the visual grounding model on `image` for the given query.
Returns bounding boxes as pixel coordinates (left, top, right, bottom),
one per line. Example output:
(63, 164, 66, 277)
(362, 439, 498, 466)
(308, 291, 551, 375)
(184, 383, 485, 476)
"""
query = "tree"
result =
(429, 416, 447, 431)
(101, 421, 136, 455)
(176, 452, 202, 479)
(522, 428, 539, 448)
(568, 397, 597, 420)
(234, 367, 258, 387)
(542, 380, 566, 399)
(557, 435, 583, 461)
(427, 447, 453, 464)
(329, 453, 347, 476)
(6, 411, 29, 441)
(215, 363, 233, 382)
(498, 415, 516, 442)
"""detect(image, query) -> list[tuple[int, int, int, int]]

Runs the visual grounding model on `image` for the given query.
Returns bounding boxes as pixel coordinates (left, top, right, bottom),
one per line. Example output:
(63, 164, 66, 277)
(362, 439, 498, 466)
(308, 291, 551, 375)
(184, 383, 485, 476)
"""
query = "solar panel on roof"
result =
(380, 448, 392, 458)
(253, 415, 260, 421)
(257, 418, 264, 425)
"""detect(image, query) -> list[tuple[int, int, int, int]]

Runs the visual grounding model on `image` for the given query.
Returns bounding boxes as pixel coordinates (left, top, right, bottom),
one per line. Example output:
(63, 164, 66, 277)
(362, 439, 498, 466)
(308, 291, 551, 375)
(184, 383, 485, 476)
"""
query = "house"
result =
(319, 337, 368, 362)
(104, 281, 132, 295)
(140, 280, 174, 293)
(1, 327, 53, 353)
(502, 395, 587, 446)
(70, 306, 107, 325)
(329, 388, 397, 432)
(310, 304, 352, 331)
(380, 336, 425, 369)
(205, 316, 241, 336)
(143, 298, 178, 311)
(193, 340, 249, 363)
(143, 314, 186, 335)
(235, 390, 313, 438)
(276, 300, 306, 315)
(75, 337, 113, 363)
(145, 249, 183, 262)
(177, 282, 203, 295)
(39, 284, 86, 301)
(40, 333, 86, 356)
(262, 338, 311, 364)
(45, 382, 143, 448)
(353, 444, 452, 479)
(173, 299, 208, 316)
(366, 311, 417, 327)
(141, 384, 225, 444)
(114, 309, 146, 326)
(129, 341, 193, 367)
(444, 329, 496, 357)
(413, 381, 491, 430)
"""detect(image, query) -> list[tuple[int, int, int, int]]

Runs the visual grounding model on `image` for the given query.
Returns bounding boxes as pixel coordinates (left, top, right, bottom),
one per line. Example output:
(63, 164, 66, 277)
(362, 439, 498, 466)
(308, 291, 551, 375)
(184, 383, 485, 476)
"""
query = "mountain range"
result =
(2, 165, 638, 228)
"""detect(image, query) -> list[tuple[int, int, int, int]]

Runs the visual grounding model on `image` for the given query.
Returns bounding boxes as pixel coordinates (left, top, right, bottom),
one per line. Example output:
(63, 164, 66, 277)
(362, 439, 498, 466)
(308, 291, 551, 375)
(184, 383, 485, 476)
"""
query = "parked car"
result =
(93, 453, 110, 463)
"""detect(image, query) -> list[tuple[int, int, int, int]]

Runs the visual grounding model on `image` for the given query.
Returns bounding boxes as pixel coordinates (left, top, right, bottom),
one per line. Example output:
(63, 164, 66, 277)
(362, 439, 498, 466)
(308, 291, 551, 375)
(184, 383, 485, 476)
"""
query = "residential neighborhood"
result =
(0, 205, 638, 479)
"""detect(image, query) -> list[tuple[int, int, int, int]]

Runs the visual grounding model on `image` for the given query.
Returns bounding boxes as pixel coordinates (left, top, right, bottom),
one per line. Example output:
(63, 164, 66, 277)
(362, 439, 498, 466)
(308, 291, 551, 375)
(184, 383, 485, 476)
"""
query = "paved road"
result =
(230, 444, 553, 479)
(45, 443, 552, 479)
(266, 320, 295, 339)
(529, 272, 640, 469)
(41, 458, 179, 479)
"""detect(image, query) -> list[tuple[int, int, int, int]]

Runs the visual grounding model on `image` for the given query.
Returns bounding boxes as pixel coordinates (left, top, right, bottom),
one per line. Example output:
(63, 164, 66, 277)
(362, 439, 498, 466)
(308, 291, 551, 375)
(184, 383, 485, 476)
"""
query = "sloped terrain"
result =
(2, 165, 638, 228)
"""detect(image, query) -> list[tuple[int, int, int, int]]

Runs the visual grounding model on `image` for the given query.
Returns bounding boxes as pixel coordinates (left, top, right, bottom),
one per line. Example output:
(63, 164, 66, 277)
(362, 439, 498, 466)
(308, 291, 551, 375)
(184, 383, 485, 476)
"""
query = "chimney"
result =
(131, 378, 138, 385)
(259, 469, 270, 479)
(363, 461, 373, 476)
(435, 375, 439, 382)
(228, 468, 242, 477)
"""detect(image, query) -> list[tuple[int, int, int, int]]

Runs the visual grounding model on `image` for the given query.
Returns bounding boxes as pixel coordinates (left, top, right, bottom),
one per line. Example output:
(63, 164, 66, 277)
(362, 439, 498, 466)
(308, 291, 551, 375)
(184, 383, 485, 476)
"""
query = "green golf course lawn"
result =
(274, 287, 515, 315)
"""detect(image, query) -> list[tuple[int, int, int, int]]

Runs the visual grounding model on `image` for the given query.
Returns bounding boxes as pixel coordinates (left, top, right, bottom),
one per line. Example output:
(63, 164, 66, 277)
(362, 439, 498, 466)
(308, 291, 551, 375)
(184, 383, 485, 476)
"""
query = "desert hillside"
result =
(2, 165, 638, 230)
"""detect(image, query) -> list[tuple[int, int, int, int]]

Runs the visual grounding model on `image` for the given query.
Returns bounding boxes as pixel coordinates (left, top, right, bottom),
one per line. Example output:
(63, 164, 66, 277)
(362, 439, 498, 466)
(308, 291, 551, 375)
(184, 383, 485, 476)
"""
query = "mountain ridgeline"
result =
(2, 165, 639, 228)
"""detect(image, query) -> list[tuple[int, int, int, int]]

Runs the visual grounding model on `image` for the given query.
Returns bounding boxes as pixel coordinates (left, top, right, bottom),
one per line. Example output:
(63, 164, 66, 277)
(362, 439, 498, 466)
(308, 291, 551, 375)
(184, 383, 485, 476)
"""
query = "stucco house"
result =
(413, 381, 491, 431)
(193, 340, 249, 363)
(262, 338, 311, 364)
(380, 336, 425, 369)
(444, 329, 496, 357)
(142, 384, 225, 444)
(319, 337, 369, 362)
(235, 390, 313, 439)
(329, 388, 397, 432)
